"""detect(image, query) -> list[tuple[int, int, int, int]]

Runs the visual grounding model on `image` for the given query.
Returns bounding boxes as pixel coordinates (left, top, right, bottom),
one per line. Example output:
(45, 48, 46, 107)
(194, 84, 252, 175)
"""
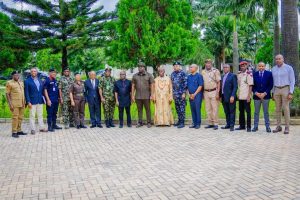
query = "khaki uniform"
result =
(237, 70, 254, 129)
(237, 71, 254, 100)
(6, 80, 25, 133)
(202, 68, 221, 125)
(70, 81, 85, 126)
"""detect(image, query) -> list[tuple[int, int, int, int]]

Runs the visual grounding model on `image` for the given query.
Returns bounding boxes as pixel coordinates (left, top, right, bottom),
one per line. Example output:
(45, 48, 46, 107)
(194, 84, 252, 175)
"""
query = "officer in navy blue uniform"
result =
(187, 64, 204, 129)
(44, 69, 62, 132)
(171, 61, 187, 129)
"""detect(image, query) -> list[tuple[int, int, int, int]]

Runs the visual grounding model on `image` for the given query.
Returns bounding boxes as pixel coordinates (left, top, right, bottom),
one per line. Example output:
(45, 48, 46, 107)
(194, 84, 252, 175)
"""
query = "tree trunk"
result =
(61, 45, 68, 70)
(273, 13, 280, 65)
(85, 70, 89, 78)
(232, 16, 239, 73)
(281, 0, 299, 85)
(221, 47, 226, 65)
(233, 33, 239, 73)
(214, 54, 220, 70)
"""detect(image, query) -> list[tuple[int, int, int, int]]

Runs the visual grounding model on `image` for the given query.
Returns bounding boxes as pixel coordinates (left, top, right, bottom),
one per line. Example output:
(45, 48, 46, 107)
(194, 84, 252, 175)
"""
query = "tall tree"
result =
(281, 0, 299, 85)
(0, 0, 114, 70)
(203, 16, 233, 69)
(107, 0, 199, 72)
(70, 48, 105, 77)
(193, 0, 253, 72)
(0, 12, 29, 71)
(264, 0, 280, 65)
(245, 0, 280, 64)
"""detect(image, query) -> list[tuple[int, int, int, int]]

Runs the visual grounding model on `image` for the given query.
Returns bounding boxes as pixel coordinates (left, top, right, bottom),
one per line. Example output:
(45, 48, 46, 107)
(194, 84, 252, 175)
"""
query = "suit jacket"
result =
(252, 70, 273, 100)
(84, 79, 100, 104)
(24, 76, 44, 105)
(220, 72, 238, 103)
(114, 79, 132, 107)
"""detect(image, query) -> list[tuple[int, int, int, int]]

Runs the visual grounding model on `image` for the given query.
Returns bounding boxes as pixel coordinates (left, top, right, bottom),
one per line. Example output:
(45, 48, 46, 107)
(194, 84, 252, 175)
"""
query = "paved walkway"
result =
(0, 124, 300, 200)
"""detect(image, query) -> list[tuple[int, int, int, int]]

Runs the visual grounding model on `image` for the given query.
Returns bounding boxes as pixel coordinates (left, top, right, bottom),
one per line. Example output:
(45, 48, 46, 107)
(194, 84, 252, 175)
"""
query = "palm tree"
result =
(203, 16, 234, 69)
(281, 0, 299, 85)
(193, 0, 281, 70)
(264, 0, 280, 64)
(193, 0, 257, 72)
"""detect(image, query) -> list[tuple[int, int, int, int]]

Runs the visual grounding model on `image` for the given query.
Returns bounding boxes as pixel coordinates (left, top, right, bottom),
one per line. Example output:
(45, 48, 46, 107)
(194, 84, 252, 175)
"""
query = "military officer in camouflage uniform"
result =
(99, 66, 116, 128)
(170, 61, 187, 129)
(59, 67, 75, 129)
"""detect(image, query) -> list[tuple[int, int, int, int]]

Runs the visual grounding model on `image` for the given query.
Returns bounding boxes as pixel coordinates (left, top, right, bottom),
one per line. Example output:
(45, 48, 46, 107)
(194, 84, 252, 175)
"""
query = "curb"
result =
(1, 118, 300, 125)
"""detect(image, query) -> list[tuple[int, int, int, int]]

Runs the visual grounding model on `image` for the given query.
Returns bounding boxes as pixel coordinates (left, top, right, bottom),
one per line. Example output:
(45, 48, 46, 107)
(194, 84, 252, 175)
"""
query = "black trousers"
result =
(222, 101, 236, 128)
(238, 100, 251, 129)
(46, 102, 59, 126)
(119, 106, 131, 125)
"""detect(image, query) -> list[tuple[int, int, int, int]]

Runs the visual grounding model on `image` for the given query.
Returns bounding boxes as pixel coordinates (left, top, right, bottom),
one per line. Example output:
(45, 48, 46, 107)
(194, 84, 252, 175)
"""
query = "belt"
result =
(75, 93, 84, 96)
(204, 88, 217, 92)
(275, 85, 289, 89)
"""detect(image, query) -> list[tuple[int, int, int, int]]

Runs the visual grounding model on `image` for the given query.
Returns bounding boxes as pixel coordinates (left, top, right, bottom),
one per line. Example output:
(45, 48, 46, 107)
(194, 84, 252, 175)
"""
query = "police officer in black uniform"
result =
(44, 69, 62, 132)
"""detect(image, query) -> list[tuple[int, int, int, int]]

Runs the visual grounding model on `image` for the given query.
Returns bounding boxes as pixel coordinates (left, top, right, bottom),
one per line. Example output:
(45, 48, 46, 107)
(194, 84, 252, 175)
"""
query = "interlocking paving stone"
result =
(0, 123, 300, 200)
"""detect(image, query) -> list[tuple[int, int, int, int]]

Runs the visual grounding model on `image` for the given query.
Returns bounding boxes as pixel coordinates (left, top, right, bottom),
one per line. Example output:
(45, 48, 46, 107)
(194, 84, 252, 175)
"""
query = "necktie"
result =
(92, 80, 95, 89)
(222, 74, 228, 94)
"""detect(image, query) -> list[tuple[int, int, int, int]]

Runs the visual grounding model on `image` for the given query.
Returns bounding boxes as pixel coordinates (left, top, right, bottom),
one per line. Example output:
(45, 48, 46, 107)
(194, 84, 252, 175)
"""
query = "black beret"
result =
(74, 72, 80, 75)
(173, 61, 182, 66)
(11, 71, 19, 76)
(49, 68, 56, 72)
(63, 67, 70, 71)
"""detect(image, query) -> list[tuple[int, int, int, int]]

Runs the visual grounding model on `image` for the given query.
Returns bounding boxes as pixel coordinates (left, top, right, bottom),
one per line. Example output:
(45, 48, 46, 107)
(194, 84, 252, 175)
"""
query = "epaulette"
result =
(247, 70, 253, 76)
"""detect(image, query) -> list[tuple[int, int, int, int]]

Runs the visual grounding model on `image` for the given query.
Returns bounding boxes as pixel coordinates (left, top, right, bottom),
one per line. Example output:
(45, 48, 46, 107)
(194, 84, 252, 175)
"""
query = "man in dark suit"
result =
(220, 64, 238, 131)
(252, 62, 273, 132)
(84, 71, 103, 128)
(24, 67, 47, 134)
(114, 71, 132, 128)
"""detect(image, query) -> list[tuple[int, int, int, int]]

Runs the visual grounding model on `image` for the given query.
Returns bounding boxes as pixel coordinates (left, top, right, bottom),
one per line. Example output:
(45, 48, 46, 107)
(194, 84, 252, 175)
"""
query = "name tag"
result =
(53, 87, 56, 92)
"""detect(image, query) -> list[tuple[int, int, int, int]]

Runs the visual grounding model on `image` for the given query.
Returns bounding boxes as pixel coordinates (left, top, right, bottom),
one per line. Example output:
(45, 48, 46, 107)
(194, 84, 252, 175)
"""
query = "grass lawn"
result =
(0, 88, 276, 120)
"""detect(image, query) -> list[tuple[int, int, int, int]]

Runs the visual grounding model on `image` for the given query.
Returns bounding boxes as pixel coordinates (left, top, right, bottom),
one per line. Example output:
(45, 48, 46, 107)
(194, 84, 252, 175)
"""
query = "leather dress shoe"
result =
(12, 133, 19, 138)
(205, 125, 214, 129)
(284, 127, 289, 134)
(273, 126, 282, 133)
(235, 127, 245, 131)
(17, 131, 27, 135)
(221, 126, 230, 129)
(53, 125, 62, 129)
